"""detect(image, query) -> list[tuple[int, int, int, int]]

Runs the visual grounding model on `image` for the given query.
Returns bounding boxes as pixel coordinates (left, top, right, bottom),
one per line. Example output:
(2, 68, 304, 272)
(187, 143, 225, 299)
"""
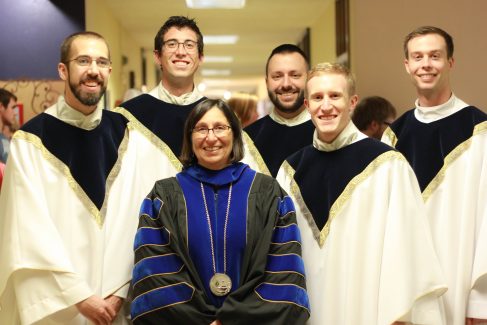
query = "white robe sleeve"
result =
(466, 133, 487, 319)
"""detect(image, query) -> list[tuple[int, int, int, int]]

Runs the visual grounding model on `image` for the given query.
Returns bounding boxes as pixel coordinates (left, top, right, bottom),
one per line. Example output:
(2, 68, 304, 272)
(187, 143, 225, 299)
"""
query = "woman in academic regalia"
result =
(130, 98, 309, 325)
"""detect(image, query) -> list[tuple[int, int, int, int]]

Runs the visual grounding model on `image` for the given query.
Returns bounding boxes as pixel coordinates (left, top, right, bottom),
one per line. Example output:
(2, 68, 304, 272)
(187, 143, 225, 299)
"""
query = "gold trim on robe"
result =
(13, 129, 130, 227)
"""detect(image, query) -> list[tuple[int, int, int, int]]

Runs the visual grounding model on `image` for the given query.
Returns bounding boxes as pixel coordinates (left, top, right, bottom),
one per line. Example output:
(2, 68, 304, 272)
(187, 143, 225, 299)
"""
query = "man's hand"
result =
(209, 320, 222, 325)
(104, 295, 123, 316)
(466, 318, 487, 325)
(76, 295, 116, 325)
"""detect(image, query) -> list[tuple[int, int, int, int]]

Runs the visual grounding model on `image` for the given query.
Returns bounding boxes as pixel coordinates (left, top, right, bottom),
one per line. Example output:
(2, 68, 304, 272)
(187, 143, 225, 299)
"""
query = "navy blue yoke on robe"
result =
(131, 163, 310, 325)
(244, 115, 314, 177)
(389, 106, 487, 192)
(120, 94, 206, 156)
(286, 138, 393, 230)
(20, 110, 128, 211)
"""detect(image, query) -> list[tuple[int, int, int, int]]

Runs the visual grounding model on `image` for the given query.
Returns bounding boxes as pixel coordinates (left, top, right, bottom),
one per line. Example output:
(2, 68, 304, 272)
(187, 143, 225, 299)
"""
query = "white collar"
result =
(44, 96, 102, 130)
(148, 81, 203, 105)
(269, 107, 310, 126)
(313, 121, 367, 152)
(414, 94, 468, 123)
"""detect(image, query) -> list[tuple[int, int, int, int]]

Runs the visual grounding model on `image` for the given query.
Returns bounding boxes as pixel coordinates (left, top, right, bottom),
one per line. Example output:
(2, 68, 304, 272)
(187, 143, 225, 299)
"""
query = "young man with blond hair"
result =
(278, 62, 446, 325)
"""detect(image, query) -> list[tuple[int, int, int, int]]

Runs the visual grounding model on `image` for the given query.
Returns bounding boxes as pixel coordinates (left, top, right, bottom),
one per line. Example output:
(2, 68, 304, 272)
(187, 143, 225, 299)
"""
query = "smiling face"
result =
(156, 26, 203, 89)
(192, 106, 234, 170)
(305, 73, 358, 143)
(58, 36, 111, 114)
(404, 33, 453, 104)
(266, 52, 307, 119)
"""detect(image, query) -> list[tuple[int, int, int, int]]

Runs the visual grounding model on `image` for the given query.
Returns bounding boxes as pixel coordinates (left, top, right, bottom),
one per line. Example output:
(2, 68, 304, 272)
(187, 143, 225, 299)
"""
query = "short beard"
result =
(69, 81, 106, 106)
(268, 89, 305, 115)
(67, 66, 106, 106)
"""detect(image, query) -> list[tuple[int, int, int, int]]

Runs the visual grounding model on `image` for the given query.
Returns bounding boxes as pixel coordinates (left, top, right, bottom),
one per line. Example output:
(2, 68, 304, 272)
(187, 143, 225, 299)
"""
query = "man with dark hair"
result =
(0, 88, 17, 163)
(352, 96, 397, 139)
(383, 25, 487, 324)
(0, 31, 136, 324)
(278, 62, 446, 325)
(113, 15, 206, 206)
(243, 44, 314, 177)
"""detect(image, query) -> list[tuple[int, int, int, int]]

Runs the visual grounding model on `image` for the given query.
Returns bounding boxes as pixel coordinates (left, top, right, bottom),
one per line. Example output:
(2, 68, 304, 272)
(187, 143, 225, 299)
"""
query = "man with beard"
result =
(113, 16, 206, 203)
(243, 44, 314, 177)
(0, 32, 137, 324)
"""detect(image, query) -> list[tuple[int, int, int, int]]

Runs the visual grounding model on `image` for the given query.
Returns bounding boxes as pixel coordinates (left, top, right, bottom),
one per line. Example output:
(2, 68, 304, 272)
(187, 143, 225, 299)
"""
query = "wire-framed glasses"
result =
(193, 125, 232, 138)
(68, 56, 111, 69)
(163, 39, 198, 53)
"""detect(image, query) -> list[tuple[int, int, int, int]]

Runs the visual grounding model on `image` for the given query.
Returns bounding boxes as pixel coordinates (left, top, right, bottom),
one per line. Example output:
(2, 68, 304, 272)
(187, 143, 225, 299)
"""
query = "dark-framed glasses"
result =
(68, 56, 111, 69)
(193, 125, 232, 137)
(163, 39, 198, 53)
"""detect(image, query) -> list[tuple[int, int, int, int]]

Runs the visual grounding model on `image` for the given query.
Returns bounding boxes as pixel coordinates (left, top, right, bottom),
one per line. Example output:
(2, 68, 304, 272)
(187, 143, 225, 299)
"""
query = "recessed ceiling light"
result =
(201, 69, 232, 76)
(204, 56, 234, 63)
(204, 35, 239, 44)
(186, 0, 245, 9)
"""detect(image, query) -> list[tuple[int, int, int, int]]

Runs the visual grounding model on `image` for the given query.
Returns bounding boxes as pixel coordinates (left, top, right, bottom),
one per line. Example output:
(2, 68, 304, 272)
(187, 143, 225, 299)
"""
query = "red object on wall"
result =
(15, 102, 24, 126)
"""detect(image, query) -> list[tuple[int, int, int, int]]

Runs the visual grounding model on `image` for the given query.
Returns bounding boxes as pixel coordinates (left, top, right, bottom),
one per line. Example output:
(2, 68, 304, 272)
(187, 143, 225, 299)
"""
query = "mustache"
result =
(80, 77, 103, 84)
(276, 86, 299, 94)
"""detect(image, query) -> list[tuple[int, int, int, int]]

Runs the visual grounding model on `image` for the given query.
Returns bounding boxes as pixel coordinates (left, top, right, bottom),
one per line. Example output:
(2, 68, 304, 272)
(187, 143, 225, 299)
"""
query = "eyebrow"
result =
(410, 49, 443, 55)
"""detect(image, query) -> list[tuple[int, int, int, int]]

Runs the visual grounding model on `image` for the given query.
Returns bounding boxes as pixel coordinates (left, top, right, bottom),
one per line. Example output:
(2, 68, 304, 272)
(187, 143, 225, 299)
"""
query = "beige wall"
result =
(309, 1, 336, 67)
(0, 80, 64, 125)
(85, 0, 144, 107)
(350, 0, 487, 115)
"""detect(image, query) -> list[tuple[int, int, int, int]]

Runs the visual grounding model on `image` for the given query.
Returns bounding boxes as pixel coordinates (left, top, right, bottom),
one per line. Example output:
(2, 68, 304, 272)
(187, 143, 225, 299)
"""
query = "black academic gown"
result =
(131, 163, 310, 325)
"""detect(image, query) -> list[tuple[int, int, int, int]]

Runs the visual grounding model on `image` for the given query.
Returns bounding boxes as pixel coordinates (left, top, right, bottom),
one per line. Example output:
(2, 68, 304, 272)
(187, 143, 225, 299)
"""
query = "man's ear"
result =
(448, 56, 455, 68)
(153, 50, 162, 67)
(349, 94, 359, 112)
(58, 63, 68, 81)
(404, 58, 410, 74)
(369, 120, 380, 133)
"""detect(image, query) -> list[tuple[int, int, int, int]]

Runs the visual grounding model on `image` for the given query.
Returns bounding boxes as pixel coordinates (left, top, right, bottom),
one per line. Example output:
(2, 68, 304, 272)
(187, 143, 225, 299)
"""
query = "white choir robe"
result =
(384, 123, 487, 323)
(277, 151, 447, 325)
(0, 130, 140, 324)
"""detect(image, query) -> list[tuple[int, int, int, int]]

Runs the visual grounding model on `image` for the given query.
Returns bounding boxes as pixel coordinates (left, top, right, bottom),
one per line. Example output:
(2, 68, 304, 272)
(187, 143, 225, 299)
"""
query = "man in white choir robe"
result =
(277, 62, 447, 325)
(382, 26, 487, 325)
(112, 16, 206, 204)
(242, 44, 314, 177)
(0, 32, 137, 324)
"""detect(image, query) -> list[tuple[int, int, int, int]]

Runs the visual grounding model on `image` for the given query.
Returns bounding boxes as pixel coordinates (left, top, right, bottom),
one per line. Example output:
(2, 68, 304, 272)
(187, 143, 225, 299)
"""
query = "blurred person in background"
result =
(352, 95, 397, 139)
(0, 88, 17, 163)
(227, 92, 259, 127)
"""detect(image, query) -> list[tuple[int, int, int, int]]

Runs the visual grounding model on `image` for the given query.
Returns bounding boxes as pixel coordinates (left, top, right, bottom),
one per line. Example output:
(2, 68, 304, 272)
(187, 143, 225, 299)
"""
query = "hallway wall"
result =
(350, 0, 487, 114)
(85, 0, 145, 108)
